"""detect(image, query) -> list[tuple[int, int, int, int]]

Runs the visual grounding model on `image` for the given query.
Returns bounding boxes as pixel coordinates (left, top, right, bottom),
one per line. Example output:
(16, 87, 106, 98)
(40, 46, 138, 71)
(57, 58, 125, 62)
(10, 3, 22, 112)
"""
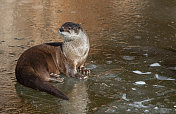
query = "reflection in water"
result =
(0, 0, 176, 113)
(61, 81, 89, 113)
(15, 78, 89, 113)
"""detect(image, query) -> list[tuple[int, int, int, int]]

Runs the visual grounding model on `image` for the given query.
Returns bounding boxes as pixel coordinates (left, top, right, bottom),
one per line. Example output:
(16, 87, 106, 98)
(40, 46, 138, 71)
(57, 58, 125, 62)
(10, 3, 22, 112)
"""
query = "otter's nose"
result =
(59, 28, 64, 32)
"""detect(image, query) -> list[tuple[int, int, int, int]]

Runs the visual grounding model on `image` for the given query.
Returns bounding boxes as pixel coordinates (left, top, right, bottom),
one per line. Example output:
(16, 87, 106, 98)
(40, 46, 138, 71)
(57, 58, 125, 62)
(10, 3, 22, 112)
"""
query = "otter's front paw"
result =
(49, 73, 64, 82)
(75, 73, 88, 79)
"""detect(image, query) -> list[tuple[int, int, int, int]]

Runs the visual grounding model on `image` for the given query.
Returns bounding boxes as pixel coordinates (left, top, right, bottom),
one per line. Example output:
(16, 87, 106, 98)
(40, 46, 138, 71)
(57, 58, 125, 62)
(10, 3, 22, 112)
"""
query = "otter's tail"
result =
(33, 78, 69, 100)
(17, 75, 69, 100)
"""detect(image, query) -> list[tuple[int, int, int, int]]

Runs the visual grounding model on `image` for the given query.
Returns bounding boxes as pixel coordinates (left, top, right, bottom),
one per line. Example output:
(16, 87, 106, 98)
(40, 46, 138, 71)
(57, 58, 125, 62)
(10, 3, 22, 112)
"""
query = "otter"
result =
(15, 22, 90, 100)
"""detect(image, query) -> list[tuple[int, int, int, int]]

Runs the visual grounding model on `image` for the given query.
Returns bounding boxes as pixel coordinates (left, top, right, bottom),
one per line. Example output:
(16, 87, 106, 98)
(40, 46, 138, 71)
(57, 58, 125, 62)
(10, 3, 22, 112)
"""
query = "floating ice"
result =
(122, 56, 135, 61)
(122, 93, 130, 101)
(129, 99, 153, 108)
(153, 85, 165, 88)
(134, 81, 146, 85)
(86, 64, 97, 70)
(168, 67, 176, 71)
(135, 36, 142, 39)
(129, 101, 148, 108)
(106, 61, 112, 64)
(105, 108, 115, 113)
(155, 74, 175, 81)
(143, 53, 148, 57)
(127, 109, 131, 111)
(150, 63, 161, 67)
(144, 110, 149, 113)
(132, 88, 136, 90)
(104, 74, 117, 78)
(154, 107, 159, 110)
(133, 70, 152, 75)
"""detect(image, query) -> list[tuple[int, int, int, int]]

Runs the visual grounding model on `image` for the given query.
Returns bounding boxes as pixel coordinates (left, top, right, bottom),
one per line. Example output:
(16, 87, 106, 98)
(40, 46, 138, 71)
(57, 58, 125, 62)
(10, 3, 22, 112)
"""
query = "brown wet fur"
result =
(15, 43, 70, 100)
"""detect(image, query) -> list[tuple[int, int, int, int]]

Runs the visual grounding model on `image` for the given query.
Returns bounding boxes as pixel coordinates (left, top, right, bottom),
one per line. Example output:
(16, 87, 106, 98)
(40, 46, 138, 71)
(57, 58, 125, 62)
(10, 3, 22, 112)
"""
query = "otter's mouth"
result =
(58, 29, 70, 39)
(58, 29, 65, 35)
(59, 27, 64, 32)
(58, 28, 71, 35)
(58, 29, 62, 35)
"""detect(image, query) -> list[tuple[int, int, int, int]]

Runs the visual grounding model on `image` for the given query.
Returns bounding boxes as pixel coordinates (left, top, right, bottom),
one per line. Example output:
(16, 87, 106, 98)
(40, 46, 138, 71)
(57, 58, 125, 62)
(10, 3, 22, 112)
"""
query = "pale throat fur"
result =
(60, 27, 89, 68)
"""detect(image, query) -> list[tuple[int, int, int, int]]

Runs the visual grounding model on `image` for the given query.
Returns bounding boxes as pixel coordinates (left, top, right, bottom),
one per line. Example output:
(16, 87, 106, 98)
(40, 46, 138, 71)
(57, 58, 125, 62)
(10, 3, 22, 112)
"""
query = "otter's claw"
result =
(78, 67, 90, 75)
(75, 73, 88, 79)
(49, 73, 64, 82)
(49, 77, 64, 83)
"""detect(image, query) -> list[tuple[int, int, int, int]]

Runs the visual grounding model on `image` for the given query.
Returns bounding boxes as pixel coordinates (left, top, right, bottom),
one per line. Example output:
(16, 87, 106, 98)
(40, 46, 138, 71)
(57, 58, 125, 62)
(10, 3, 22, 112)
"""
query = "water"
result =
(0, 0, 176, 113)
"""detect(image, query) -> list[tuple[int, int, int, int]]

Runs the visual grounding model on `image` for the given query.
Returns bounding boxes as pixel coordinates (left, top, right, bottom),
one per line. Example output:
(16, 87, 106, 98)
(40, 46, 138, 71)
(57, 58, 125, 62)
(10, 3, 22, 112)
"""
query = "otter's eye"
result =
(68, 27, 71, 30)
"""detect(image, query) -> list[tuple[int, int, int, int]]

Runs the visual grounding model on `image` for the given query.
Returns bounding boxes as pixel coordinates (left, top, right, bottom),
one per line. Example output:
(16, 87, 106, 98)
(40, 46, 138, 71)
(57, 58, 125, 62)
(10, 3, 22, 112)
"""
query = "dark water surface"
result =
(0, 0, 176, 113)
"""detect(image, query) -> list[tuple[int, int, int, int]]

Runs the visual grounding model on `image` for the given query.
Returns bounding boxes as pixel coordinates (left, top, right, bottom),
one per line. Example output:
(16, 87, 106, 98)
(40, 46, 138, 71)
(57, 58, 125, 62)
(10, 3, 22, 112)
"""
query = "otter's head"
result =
(58, 22, 83, 40)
